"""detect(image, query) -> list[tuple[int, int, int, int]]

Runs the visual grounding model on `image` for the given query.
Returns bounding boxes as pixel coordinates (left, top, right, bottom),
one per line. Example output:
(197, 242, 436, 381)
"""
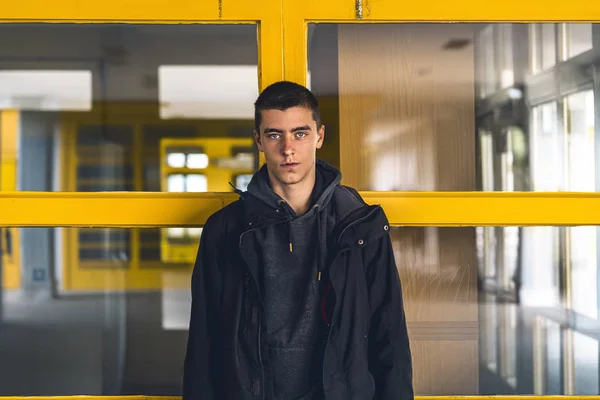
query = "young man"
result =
(183, 81, 413, 400)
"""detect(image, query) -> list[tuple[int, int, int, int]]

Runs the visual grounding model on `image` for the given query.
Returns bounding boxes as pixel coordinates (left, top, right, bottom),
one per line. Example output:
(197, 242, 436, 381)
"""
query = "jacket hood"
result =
(245, 159, 342, 218)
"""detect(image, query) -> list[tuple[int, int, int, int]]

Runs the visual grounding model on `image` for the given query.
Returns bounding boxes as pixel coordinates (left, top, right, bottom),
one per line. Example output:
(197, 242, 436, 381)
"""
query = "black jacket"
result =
(183, 164, 414, 400)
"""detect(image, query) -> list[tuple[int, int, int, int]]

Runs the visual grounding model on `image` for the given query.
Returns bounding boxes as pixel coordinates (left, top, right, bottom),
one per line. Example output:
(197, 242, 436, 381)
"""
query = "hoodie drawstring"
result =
(315, 205, 322, 281)
(277, 200, 295, 253)
(278, 200, 331, 326)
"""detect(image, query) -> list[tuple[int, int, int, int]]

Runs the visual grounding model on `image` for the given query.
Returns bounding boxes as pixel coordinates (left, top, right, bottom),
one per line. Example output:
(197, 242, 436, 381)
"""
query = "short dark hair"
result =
(254, 81, 322, 133)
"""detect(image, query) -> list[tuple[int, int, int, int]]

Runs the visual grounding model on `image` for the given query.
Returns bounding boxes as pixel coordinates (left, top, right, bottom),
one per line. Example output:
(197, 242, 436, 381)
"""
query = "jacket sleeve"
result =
(365, 223, 414, 400)
(183, 214, 224, 400)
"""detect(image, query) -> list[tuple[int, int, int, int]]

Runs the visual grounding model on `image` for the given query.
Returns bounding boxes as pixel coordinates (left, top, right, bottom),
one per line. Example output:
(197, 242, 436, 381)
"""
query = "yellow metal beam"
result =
(1, 192, 600, 227)
(2, 397, 600, 400)
(0, 0, 264, 22)
(284, 0, 600, 22)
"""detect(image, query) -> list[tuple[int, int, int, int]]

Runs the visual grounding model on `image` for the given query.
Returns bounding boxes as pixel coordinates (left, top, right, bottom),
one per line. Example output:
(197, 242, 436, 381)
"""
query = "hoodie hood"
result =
(245, 158, 342, 219)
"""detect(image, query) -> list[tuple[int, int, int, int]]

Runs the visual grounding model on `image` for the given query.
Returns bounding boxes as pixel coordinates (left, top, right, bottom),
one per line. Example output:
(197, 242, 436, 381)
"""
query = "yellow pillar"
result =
(0, 109, 21, 290)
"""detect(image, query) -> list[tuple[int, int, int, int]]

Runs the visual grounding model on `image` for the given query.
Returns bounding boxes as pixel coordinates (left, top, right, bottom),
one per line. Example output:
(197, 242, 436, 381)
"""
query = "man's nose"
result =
(281, 135, 294, 155)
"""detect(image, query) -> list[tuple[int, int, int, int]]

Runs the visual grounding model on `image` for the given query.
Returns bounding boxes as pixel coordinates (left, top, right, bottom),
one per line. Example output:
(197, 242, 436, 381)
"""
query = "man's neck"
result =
(269, 170, 316, 217)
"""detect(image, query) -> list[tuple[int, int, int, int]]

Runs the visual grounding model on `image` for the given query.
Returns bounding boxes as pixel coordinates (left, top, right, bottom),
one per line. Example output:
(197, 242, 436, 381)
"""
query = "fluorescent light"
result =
(159, 65, 259, 119)
(0, 70, 92, 111)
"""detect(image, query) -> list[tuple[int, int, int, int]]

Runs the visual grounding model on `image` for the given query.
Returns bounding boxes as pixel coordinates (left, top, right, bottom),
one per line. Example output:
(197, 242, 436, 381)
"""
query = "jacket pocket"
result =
(332, 358, 375, 400)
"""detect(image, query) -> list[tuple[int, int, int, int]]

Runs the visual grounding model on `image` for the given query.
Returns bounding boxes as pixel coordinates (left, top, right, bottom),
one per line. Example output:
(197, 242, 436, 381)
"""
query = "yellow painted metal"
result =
(0, 192, 600, 227)
(282, 0, 308, 85)
(283, 0, 600, 22)
(2, 396, 600, 400)
(1, 0, 263, 22)
(0, 110, 21, 290)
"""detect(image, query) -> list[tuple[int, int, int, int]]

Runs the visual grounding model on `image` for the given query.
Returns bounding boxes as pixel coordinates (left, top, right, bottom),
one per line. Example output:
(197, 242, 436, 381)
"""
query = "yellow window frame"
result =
(0, 0, 599, 230)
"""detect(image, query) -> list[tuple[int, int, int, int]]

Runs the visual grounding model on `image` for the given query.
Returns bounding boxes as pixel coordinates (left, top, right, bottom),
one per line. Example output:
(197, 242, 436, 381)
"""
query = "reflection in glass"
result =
(167, 174, 185, 192)
(564, 23, 593, 60)
(167, 153, 186, 168)
(0, 227, 200, 395)
(0, 70, 92, 111)
(566, 90, 597, 319)
(0, 22, 259, 195)
(480, 293, 498, 373)
(186, 174, 208, 192)
(499, 305, 517, 388)
(308, 22, 600, 396)
(572, 330, 599, 394)
(186, 153, 209, 169)
(158, 65, 259, 120)
(4, 224, 600, 395)
(235, 173, 253, 191)
(533, 317, 562, 395)
(479, 25, 496, 98)
(497, 24, 514, 88)
(531, 24, 557, 73)
(531, 102, 562, 191)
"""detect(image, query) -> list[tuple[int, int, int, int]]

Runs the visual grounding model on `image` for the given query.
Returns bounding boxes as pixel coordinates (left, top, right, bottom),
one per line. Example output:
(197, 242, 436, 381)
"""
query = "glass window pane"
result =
(185, 174, 207, 192)
(566, 90, 595, 192)
(159, 65, 258, 119)
(0, 23, 259, 194)
(167, 227, 185, 238)
(235, 173, 253, 191)
(478, 25, 496, 97)
(187, 227, 203, 237)
(533, 317, 562, 394)
(531, 24, 557, 73)
(186, 153, 209, 169)
(564, 23, 593, 59)
(499, 24, 514, 88)
(565, 90, 597, 319)
(3, 224, 600, 395)
(480, 293, 498, 373)
(531, 102, 563, 191)
(308, 23, 598, 196)
(0, 70, 92, 111)
(167, 152, 186, 168)
(305, 22, 600, 395)
(167, 174, 184, 192)
(571, 330, 599, 394)
(542, 24, 557, 70)
(1, 227, 201, 395)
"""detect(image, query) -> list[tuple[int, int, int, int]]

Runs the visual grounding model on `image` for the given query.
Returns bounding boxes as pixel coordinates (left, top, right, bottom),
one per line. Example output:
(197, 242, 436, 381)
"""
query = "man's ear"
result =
(316, 124, 325, 149)
(253, 130, 264, 152)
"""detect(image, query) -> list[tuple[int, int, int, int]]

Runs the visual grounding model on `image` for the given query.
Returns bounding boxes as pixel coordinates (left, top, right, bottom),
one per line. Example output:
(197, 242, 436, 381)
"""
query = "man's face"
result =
(254, 106, 324, 187)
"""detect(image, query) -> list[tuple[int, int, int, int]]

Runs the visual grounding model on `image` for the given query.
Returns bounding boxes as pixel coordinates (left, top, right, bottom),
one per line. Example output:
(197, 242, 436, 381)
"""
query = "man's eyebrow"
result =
(263, 128, 284, 134)
(291, 125, 312, 132)
(263, 125, 312, 134)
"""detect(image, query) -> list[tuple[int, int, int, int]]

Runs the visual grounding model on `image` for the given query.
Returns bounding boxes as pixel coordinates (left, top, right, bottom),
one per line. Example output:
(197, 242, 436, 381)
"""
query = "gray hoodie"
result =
(245, 159, 342, 400)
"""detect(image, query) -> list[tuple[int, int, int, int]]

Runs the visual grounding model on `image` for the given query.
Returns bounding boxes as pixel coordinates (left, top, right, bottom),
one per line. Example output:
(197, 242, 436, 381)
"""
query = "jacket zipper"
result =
(239, 218, 287, 400)
(238, 207, 380, 398)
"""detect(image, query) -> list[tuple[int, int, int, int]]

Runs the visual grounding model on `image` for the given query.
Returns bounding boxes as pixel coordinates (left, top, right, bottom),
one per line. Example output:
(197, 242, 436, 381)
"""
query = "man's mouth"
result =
(281, 162, 299, 169)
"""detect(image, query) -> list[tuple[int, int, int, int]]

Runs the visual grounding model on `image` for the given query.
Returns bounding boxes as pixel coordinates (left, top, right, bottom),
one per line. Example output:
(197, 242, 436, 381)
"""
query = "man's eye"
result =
(268, 134, 280, 139)
(296, 132, 307, 138)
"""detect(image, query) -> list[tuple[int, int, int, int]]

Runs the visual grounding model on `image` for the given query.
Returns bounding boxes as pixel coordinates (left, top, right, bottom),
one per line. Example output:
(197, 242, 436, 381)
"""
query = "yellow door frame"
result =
(0, 2, 598, 230)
